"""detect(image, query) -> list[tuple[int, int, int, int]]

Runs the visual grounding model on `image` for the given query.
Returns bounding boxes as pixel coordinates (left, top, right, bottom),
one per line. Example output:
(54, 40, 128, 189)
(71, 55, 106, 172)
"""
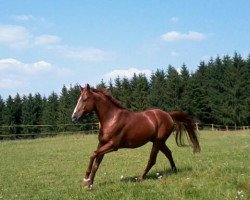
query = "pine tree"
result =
(244, 55, 250, 124)
(58, 85, 72, 131)
(3, 96, 15, 135)
(187, 61, 212, 123)
(96, 79, 107, 89)
(22, 94, 41, 134)
(12, 94, 22, 135)
(42, 92, 59, 132)
(149, 69, 167, 110)
(208, 56, 225, 124)
(221, 53, 249, 126)
(0, 95, 5, 126)
(33, 93, 43, 125)
(22, 94, 32, 126)
(179, 64, 191, 113)
(0, 96, 4, 135)
(165, 66, 182, 111)
(130, 73, 150, 111)
(120, 77, 132, 108)
(108, 80, 114, 93)
(112, 76, 123, 101)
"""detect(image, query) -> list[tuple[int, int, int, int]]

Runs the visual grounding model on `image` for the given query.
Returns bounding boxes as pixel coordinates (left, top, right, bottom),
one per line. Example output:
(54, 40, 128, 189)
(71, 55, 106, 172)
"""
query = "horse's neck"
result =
(94, 96, 121, 126)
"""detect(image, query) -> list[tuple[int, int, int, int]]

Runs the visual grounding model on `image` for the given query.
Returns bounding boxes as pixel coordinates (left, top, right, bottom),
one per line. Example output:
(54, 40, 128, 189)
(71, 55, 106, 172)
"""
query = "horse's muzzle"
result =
(71, 115, 78, 123)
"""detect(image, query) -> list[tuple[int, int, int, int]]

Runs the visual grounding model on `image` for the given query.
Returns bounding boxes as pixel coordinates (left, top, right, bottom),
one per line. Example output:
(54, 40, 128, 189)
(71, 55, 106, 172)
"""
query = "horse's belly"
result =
(122, 128, 155, 148)
(119, 111, 157, 148)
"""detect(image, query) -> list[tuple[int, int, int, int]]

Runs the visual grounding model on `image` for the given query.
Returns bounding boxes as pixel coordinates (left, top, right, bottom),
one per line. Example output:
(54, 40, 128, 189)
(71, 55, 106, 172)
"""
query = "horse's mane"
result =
(92, 88, 126, 109)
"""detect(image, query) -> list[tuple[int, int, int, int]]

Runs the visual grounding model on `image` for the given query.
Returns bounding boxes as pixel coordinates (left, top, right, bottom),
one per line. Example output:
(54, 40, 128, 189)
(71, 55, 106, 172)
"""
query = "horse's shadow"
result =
(97, 167, 193, 188)
(120, 167, 193, 183)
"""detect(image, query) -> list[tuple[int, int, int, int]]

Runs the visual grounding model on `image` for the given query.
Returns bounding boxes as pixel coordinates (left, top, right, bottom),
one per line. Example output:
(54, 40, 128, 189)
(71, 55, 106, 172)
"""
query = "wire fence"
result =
(0, 122, 249, 140)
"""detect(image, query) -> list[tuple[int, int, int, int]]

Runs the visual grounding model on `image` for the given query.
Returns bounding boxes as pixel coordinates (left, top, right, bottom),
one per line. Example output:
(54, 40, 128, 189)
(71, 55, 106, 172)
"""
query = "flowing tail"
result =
(169, 111, 201, 154)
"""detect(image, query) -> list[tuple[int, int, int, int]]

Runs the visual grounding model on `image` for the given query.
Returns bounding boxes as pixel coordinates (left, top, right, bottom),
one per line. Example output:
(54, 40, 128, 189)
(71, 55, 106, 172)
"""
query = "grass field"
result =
(0, 130, 249, 200)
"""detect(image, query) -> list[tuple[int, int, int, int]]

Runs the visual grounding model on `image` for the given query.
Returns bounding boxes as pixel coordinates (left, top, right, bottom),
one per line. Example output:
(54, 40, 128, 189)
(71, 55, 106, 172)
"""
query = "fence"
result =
(0, 122, 249, 140)
(0, 123, 100, 140)
(194, 123, 250, 131)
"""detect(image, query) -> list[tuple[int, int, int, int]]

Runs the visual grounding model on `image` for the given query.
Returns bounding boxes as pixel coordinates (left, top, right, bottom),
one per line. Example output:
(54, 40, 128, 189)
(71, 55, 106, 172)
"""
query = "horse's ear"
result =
(80, 86, 84, 91)
(86, 84, 90, 91)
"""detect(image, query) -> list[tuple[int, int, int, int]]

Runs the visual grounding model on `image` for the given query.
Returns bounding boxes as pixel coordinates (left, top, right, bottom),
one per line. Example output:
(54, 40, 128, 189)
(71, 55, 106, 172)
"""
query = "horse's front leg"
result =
(84, 143, 102, 180)
(83, 141, 115, 189)
(84, 156, 95, 181)
(83, 154, 104, 189)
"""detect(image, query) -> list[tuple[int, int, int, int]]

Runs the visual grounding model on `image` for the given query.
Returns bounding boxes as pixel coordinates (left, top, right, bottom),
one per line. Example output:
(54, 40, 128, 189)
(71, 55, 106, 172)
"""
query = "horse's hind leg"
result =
(159, 143, 177, 173)
(138, 142, 159, 181)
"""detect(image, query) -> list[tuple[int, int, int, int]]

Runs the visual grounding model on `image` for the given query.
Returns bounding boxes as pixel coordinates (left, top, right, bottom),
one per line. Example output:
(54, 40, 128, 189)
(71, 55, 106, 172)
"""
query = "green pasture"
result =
(0, 131, 249, 200)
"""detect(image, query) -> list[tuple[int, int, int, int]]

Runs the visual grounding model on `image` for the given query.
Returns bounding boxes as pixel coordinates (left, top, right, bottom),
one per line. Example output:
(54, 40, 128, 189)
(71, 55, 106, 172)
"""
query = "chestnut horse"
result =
(72, 84, 200, 189)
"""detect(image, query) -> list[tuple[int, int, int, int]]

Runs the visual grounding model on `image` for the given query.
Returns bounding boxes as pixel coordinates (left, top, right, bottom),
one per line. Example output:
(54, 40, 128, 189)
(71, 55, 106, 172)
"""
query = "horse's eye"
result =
(82, 98, 88, 102)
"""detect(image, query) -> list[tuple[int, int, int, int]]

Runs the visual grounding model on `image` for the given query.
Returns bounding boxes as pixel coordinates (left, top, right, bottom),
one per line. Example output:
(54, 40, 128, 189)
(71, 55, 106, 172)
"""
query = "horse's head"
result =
(71, 84, 95, 122)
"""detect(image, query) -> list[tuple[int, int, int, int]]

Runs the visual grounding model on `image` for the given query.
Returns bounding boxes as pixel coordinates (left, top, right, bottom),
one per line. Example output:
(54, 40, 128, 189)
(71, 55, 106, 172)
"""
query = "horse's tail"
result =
(169, 111, 201, 154)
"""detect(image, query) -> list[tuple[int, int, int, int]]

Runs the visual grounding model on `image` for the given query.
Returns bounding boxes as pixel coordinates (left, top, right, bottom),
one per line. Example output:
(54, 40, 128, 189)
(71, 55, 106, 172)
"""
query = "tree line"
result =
(0, 53, 249, 136)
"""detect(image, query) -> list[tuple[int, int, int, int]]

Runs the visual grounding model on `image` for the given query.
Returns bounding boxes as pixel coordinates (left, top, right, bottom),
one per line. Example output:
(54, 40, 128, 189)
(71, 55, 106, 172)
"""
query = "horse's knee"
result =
(90, 151, 97, 159)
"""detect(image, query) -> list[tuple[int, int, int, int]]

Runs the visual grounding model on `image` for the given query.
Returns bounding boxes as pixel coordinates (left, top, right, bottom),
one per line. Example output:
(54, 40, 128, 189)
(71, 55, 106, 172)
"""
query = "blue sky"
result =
(0, 0, 249, 99)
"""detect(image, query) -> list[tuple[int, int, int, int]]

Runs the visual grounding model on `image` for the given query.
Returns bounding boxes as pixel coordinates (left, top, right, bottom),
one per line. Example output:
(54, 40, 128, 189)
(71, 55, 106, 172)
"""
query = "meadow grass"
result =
(0, 130, 249, 200)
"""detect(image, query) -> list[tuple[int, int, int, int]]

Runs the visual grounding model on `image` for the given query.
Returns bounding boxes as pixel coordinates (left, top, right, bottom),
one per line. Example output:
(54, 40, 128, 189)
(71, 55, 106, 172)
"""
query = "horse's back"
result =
(121, 109, 174, 147)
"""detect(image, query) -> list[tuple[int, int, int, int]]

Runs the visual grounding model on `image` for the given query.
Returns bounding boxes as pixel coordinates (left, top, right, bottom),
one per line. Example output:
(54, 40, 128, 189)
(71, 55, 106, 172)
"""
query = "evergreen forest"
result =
(0, 53, 249, 137)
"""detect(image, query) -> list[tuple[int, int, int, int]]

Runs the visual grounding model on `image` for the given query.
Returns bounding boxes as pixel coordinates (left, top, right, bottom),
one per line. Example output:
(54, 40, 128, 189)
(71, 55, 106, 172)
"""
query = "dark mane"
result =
(92, 88, 126, 109)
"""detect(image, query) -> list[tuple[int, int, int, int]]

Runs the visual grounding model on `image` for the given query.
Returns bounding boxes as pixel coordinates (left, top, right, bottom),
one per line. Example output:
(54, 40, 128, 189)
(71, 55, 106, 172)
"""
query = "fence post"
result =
(226, 126, 229, 131)
(195, 122, 199, 131)
(211, 124, 214, 131)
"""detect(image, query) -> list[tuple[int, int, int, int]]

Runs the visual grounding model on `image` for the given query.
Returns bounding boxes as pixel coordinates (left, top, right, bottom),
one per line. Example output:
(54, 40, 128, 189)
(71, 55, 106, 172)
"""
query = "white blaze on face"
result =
(72, 96, 83, 118)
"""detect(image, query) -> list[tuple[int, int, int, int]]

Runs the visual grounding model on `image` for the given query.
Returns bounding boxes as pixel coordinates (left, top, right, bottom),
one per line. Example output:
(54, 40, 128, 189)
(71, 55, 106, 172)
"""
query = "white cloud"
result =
(0, 58, 73, 76)
(11, 15, 36, 21)
(170, 51, 180, 57)
(0, 78, 26, 89)
(0, 23, 112, 62)
(170, 17, 179, 23)
(34, 35, 61, 45)
(0, 58, 22, 69)
(0, 58, 73, 90)
(0, 58, 52, 74)
(0, 24, 62, 49)
(104, 67, 151, 80)
(30, 61, 53, 73)
(67, 48, 112, 61)
(48, 45, 114, 61)
(0, 25, 32, 48)
(161, 31, 206, 42)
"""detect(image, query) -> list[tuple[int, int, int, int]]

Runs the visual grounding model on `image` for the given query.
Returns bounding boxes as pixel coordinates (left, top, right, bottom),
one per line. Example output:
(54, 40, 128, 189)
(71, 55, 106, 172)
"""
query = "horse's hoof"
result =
(136, 176, 143, 182)
(172, 167, 177, 173)
(82, 178, 93, 190)
(85, 185, 93, 190)
(81, 184, 93, 190)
